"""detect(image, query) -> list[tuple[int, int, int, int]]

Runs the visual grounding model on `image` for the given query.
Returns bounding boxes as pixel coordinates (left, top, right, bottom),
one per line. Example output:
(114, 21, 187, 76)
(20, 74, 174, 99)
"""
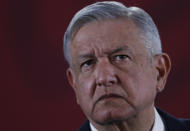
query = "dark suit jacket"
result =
(78, 108, 190, 131)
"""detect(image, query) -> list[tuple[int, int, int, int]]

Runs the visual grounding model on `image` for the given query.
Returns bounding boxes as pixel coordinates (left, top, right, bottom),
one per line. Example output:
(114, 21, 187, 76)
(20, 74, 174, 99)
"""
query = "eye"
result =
(113, 54, 130, 62)
(80, 59, 96, 71)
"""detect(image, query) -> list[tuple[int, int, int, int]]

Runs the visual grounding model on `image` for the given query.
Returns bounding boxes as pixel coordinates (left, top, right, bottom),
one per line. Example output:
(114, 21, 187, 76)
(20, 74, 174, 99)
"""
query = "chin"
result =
(91, 106, 136, 125)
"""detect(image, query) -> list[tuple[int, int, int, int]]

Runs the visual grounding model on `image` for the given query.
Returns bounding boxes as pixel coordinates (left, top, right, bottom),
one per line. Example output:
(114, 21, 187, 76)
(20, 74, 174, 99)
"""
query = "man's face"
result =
(67, 19, 163, 124)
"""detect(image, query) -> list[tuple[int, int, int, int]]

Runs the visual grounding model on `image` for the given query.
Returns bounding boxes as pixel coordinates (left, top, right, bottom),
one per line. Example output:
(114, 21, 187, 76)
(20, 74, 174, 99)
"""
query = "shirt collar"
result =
(90, 122, 98, 131)
(90, 108, 166, 131)
(152, 108, 166, 131)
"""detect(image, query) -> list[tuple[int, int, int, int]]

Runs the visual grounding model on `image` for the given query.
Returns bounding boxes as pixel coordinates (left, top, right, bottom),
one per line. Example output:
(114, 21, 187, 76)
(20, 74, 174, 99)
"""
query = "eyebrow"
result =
(78, 52, 95, 63)
(107, 45, 131, 55)
(77, 45, 132, 61)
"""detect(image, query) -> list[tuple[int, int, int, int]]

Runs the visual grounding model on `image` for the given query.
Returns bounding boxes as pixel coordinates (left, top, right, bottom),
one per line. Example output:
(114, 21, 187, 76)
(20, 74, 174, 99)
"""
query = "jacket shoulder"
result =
(78, 120, 91, 131)
(78, 109, 190, 131)
(157, 108, 190, 131)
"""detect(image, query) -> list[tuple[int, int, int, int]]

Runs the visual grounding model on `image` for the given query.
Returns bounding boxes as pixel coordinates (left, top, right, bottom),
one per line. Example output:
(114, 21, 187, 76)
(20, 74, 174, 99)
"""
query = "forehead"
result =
(70, 19, 146, 57)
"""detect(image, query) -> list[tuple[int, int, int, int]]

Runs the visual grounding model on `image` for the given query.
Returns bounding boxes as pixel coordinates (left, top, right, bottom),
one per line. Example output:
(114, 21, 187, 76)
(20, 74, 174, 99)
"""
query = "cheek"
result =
(75, 75, 96, 115)
(77, 74, 96, 97)
(119, 66, 157, 108)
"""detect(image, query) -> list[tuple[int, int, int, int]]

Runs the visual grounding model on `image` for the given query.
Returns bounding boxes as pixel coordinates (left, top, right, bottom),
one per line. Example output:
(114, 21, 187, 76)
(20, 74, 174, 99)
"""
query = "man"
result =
(63, 1, 190, 131)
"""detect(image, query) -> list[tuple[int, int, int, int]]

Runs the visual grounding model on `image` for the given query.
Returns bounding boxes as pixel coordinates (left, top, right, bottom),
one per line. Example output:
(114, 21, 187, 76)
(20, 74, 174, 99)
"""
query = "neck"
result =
(90, 106, 155, 131)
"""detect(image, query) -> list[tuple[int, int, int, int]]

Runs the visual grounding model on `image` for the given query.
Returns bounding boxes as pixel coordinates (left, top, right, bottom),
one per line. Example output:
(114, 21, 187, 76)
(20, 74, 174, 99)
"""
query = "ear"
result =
(153, 53, 171, 92)
(66, 68, 80, 104)
(66, 68, 77, 91)
(66, 68, 76, 93)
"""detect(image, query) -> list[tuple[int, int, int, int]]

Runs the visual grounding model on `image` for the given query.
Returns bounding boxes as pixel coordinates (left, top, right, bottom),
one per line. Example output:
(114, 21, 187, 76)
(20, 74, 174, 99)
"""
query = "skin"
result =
(67, 18, 171, 131)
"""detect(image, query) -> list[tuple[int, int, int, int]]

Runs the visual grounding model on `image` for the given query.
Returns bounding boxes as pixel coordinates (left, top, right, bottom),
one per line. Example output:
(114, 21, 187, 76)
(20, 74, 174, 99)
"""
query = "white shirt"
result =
(152, 108, 166, 131)
(90, 108, 166, 131)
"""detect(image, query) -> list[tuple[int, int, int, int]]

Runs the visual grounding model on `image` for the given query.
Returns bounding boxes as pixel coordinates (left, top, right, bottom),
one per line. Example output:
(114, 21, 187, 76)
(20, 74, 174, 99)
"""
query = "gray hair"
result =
(64, 1, 162, 66)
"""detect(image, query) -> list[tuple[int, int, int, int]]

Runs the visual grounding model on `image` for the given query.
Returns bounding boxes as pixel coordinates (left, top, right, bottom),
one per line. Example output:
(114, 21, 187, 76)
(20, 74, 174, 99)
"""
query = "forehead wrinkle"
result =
(78, 51, 95, 62)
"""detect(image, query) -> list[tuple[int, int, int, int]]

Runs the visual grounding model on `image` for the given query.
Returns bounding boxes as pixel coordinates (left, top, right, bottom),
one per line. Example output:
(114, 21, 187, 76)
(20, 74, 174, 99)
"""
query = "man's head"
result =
(64, 1, 171, 127)
(64, 1, 162, 67)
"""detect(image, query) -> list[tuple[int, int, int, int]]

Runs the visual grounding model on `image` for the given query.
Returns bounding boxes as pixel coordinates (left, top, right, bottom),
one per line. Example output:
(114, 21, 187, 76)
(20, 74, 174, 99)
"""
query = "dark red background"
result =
(1, 0, 190, 130)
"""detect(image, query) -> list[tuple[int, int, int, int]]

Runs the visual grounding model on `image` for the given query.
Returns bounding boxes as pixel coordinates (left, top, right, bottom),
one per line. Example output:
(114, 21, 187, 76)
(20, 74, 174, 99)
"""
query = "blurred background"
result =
(1, 0, 190, 130)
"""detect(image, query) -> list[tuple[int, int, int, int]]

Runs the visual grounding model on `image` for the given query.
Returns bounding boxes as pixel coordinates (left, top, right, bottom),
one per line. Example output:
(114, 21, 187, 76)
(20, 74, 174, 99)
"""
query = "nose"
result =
(95, 58, 118, 87)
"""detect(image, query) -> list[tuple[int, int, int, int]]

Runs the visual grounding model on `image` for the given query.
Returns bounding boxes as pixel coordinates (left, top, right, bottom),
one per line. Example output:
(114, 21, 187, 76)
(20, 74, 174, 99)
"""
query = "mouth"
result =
(92, 93, 126, 113)
(97, 94, 124, 102)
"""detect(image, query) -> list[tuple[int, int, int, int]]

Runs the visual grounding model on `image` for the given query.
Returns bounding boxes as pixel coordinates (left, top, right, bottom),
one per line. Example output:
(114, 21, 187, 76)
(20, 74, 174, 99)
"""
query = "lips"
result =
(92, 93, 125, 113)
(97, 93, 124, 102)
